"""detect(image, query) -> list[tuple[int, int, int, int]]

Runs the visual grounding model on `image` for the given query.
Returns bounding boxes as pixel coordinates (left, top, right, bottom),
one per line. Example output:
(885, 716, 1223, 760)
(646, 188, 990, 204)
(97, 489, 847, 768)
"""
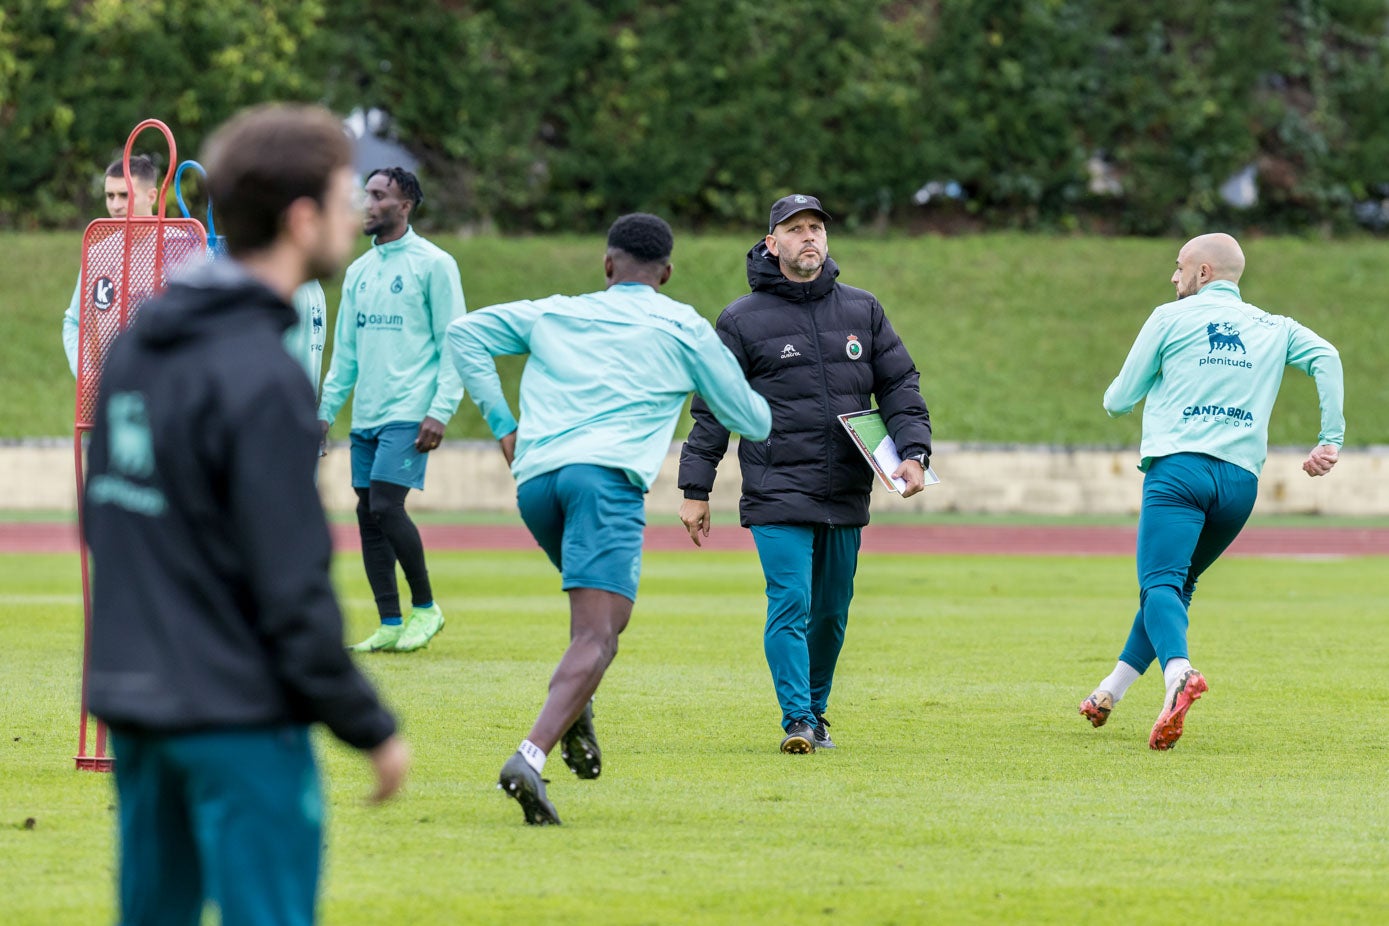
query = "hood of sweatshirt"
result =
(136, 259, 297, 350)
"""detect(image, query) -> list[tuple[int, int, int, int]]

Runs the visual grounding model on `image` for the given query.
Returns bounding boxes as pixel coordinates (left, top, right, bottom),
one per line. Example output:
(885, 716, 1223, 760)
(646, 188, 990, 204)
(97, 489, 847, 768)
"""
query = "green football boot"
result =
(347, 623, 403, 653)
(395, 603, 445, 652)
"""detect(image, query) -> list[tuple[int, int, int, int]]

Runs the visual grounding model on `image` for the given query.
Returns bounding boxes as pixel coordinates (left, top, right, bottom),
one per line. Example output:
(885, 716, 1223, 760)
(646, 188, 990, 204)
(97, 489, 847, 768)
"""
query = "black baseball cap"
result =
(768, 194, 831, 233)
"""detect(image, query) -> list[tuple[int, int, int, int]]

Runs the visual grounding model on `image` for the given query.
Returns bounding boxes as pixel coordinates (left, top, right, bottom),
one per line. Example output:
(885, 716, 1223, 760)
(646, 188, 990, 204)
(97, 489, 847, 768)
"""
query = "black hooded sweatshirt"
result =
(678, 241, 932, 527)
(84, 261, 395, 751)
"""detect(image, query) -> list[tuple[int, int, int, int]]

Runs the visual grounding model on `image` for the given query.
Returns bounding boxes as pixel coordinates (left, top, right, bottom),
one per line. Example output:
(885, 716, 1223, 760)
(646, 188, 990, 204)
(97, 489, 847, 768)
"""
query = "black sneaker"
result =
(498, 752, 561, 825)
(780, 720, 816, 754)
(812, 714, 836, 749)
(560, 700, 601, 780)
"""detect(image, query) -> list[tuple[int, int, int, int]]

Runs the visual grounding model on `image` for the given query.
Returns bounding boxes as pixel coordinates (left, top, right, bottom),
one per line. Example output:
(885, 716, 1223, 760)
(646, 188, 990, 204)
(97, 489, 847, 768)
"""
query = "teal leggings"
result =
(751, 524, 861, 730)
(1120, 453, 1258, 673)
(110, 725, 323, 926)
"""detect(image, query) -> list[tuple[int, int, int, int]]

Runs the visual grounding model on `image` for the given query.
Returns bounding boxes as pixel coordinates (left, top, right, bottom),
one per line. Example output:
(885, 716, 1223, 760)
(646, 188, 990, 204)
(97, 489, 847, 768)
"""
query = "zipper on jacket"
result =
(806, 300, 836, 523)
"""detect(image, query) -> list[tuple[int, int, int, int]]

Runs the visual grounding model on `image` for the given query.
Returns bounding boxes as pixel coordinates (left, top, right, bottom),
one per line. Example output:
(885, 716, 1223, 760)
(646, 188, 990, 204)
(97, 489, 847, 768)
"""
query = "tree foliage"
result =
(3, 0, 1388, 233)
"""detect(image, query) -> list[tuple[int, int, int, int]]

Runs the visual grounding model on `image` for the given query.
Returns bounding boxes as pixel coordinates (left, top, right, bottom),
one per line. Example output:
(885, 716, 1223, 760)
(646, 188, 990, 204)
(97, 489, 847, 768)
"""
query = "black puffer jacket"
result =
(679, 241, 932, 527)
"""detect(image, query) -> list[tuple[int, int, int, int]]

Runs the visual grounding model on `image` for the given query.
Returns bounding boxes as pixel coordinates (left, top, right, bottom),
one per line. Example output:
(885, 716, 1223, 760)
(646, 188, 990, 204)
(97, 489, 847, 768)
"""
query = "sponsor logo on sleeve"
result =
(780, 343, 801, 360)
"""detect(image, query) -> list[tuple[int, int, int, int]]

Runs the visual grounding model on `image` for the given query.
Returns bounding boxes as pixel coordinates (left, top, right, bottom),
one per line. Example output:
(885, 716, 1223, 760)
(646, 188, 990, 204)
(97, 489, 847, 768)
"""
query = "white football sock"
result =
(1163, 658, 1193, 690)
(518, 739, 546, 774)
(1098, 661, 1142, 702)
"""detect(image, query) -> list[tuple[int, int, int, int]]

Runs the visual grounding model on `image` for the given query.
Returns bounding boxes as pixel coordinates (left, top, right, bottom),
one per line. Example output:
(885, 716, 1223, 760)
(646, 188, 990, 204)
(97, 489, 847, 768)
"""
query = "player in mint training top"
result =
(284, 281, 327, 392)
(1079, 233, 1344, 750)
(447, 213, 771, 825)
(62, 155, 159, 377)
(318, 167, 465, 655)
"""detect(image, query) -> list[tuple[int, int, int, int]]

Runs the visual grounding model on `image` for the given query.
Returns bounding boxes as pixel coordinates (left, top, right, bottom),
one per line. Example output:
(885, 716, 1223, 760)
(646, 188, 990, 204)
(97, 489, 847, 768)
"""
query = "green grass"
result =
(5, 231, 1387, 444)
(2, 549, 1387, 924)
(10, 507, 1389, 529)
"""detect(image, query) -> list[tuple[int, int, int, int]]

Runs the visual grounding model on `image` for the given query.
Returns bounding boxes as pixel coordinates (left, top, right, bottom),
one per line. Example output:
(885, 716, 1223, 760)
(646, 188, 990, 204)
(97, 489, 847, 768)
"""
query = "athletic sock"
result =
(1163, 657, 1193, 690)
(1099, 661, 1142, 702)
(381, 616, 403, 627)
(518, 739, 547, 774)
(413, 600, 434, 611)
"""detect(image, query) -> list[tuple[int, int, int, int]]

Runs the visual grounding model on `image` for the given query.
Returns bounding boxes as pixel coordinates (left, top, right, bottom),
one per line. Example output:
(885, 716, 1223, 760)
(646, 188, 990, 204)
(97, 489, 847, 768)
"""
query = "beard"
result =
(784, 249, 825, 278)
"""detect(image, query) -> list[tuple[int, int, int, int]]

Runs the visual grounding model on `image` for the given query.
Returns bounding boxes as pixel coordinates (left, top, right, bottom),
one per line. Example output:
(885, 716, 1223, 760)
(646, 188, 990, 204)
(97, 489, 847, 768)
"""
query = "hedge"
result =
(3, 0, 1387, 233)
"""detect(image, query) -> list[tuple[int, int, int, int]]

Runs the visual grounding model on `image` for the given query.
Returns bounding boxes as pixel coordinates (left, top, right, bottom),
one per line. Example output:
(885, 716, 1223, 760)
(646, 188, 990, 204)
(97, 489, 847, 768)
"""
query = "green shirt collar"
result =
(371, 226, 417, 254)
(1197, 279, 1241, 299)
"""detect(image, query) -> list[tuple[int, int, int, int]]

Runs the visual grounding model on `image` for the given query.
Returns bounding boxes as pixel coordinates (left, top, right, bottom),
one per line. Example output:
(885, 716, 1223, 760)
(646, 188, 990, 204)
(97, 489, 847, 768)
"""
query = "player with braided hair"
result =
(366, 166, 422, 214)
(319, 166, 466, 654)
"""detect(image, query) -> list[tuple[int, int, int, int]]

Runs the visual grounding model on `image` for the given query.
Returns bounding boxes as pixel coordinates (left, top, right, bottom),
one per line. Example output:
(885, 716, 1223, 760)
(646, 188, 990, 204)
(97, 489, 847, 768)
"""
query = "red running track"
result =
(5, 521, 1388, 557)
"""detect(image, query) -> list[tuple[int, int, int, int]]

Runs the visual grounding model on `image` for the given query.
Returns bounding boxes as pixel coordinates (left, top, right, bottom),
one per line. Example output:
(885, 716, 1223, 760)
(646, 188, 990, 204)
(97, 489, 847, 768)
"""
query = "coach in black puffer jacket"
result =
(678, 217, 932, 528)
(677, 194, 933, 755)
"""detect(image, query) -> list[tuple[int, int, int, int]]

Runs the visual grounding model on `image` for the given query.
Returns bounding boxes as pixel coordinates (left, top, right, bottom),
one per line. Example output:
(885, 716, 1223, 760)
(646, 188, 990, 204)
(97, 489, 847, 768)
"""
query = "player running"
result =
(447, 213, 771, 825)
(1080, 233, 1344, 750)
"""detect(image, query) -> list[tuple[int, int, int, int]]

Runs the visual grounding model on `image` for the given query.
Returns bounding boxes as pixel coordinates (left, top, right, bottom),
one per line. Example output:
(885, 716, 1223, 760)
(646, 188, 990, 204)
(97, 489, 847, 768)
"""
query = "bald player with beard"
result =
(1078, 232, 1344, 751)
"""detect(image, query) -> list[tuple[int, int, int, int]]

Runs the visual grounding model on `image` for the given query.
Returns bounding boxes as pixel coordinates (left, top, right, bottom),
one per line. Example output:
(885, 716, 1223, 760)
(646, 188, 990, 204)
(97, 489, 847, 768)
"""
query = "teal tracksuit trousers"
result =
(110, 725, 323, 926)
(1121, 452, 1258, 673)
(751, 524, 862, 731)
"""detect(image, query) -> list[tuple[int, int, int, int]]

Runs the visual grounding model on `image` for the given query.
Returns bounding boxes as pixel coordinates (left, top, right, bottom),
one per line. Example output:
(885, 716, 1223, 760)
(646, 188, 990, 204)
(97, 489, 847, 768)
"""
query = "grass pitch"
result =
(2, 548, 1387, 924)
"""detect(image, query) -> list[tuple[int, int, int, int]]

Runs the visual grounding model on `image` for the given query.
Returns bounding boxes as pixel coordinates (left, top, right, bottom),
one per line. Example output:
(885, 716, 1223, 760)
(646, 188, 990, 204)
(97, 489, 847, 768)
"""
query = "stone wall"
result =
(5, 439, 1384, 517)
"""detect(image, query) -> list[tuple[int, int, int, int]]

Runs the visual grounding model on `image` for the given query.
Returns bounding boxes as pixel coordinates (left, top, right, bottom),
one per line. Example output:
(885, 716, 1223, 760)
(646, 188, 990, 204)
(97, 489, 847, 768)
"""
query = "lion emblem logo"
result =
(1206, 322, 1246, 354)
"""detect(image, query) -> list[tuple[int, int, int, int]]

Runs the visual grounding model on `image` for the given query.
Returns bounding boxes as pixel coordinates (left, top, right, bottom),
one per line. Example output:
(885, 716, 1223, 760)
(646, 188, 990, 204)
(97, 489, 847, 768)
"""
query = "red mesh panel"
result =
(75, 217, 207, 428)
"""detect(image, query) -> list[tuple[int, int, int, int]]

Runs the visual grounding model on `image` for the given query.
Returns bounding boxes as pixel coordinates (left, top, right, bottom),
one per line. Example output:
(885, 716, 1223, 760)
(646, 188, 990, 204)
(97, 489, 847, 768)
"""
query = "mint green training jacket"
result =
(1104, 280, 1344, 476)
(447, 281, 772, 490)
(283, 281, 327, 392)
(62, 274, 82, 378)
(318, 229, 466, 429)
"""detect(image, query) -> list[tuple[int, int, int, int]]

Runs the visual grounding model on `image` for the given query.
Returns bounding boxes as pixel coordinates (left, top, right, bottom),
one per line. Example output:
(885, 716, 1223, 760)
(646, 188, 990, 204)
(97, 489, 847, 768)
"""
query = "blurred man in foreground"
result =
(86, 104, 409, 925)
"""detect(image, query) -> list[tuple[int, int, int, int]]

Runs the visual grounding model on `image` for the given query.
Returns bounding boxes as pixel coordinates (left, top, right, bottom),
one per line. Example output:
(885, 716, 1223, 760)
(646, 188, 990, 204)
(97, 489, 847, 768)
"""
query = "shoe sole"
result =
(560, 709, 601, 780)
(498, 770, 561, 825)
(780, 733, 815, 754)
(1149, 672, 1208, 751)
(1079, 697, 1112, 728)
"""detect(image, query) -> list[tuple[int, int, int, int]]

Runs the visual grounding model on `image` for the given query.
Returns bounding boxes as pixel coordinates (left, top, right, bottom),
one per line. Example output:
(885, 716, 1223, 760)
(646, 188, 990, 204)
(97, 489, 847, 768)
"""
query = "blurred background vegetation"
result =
(4, 0, 1389, 235)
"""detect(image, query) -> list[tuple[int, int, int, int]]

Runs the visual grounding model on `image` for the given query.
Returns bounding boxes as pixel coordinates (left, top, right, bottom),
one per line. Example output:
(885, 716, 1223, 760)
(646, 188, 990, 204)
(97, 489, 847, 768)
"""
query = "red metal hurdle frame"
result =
(72, 120, 207, 771)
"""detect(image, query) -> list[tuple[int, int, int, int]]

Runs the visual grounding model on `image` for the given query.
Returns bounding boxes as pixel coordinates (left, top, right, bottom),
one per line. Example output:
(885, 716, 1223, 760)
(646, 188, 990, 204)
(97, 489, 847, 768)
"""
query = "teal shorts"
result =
(350, 421, 426, 490)
(516, 464, 645, 601)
